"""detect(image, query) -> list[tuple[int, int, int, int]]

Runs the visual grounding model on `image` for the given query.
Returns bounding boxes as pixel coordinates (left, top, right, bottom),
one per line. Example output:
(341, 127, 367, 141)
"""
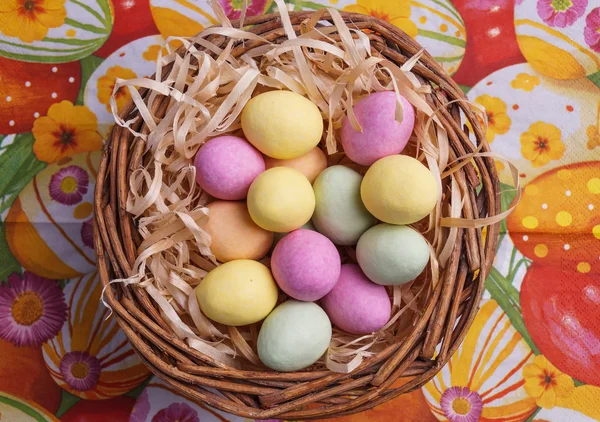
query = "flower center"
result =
(487, 112, 495, 125)
(60, 176, 78, 194)
(452, 397, 471, 415)
(536, 137, 548, 150)
(369, 8, 390, 21)
(231, 0, 245, 9)
(11, 291, 44, 326)
(551, 0, 572, 11)
(61, 131, 74, 145)
(23, 0, 36, 12)
(71, 362, 90, 379)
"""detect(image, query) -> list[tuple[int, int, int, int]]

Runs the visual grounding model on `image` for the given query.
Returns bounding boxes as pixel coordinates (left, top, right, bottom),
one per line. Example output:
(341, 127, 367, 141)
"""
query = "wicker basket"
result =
(94, 10, 500, 420)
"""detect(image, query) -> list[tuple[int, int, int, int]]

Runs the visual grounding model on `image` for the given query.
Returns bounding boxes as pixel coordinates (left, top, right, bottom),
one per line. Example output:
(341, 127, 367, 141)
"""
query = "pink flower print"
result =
(537, 0, 588, 27)
(584, 7, 600, 52)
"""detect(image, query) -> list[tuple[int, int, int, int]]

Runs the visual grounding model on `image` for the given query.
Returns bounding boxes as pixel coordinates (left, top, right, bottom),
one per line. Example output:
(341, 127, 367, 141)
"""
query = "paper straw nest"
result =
(95, 1, 517, 418)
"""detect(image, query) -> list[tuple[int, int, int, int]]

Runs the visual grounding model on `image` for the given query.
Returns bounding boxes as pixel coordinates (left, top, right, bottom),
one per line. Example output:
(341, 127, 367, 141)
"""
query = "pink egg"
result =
(341, 91, 415, 166)
(271, 229, 341, 301)
(194, 136, 265, 200)
(321, 264, 391, 335)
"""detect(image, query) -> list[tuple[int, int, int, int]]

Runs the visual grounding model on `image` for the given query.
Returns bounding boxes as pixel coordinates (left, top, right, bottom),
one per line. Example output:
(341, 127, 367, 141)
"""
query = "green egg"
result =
(356, 224, 429, 285)
(312, 166, 377, 245)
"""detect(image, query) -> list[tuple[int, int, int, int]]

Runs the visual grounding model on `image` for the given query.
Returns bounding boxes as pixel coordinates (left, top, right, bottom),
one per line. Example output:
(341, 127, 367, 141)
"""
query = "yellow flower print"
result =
(474, 94, 511, 143)
(0, 0, 67, 43)
(97, 66, 138, 113)
(520, 121, 565, 168)
(523, 355, 575, 409)
(142, 40, 182, 62)
(32, 101, 102, 164)
(343, 0, 418, 37)
(510, 73, 541, 92)
(587, 125, 599, 150)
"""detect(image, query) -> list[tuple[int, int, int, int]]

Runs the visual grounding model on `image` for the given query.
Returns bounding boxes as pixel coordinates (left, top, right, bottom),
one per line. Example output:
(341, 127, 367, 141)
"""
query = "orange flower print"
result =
(520, 121, 565, 168)
(474, 94, 512, 143)
(97, 66, 137, 113)
(523, 355, 575, 409)
(32, 101, 102, 164)
(510, 73, 541, 92)
(0, 0, 67, 43)
(587, 124, 599, 150)
(343, 0, 418, 37)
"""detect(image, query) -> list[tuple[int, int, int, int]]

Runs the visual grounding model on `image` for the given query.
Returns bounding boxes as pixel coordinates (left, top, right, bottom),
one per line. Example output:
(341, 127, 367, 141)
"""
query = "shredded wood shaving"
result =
(109, 0, 519, 373)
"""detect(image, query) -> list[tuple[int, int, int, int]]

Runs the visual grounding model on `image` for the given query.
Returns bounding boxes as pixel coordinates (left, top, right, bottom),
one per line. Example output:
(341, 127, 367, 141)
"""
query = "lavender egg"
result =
(321, 264, 391, 335)
(194, 135, 265, 200)
(271, 229, 341, 301)
(341, 91, 415, 166)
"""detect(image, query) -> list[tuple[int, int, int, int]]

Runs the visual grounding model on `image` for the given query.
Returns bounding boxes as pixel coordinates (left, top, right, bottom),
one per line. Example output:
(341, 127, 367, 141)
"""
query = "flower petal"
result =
(389, 17, 418, 37)
(73, 130, 103, 153)
(531, 151, 551, 168)
(536, 387, 557, 409)
(36, 7, 67, 28)
(524, 375, 545, 398)
(493, 113, 511, 135)
(554, 374, 575, 397)
(523, 362, 545, 378)
(547, 137, 566, 160)
(342, 4, 370, 14)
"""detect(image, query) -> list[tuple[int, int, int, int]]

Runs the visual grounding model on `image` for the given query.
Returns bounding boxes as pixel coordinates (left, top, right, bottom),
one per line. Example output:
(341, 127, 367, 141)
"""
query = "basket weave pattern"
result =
(94, 11, 500, 420)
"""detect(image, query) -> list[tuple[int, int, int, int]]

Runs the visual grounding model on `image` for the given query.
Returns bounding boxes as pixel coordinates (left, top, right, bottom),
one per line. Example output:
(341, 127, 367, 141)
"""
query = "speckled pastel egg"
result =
(515, 0, 600, 79)
(341, 91, 415, 166)
(194, 135, 265, 200)
(361, 155, 438, 225)
(312, 166, 377, 245)
(271, 230, 341, 301)
(241, 90, 324, 159)
(247, 167, 315, 232)
(321, 264, 391, 335)
(196, 260, 278, 326)
(257, 301, 332, 372)
(204, 201, 273, 262)
(264, 146, 327, 183)
(467, 63, 600, 185)
(356, 224, 430, 286)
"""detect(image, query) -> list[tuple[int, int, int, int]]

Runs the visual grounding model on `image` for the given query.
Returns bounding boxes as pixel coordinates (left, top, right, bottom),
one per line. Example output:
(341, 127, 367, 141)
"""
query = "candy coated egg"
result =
(247, 167, 315, 232)
(271, 230, 341, 301)
(196, 260, 278, 326)
(272, 220, 316, 251)
(341, 91, 415, 166)
(194, 135, 265, 200)
(361, 155, 438, 225)
(264, 147, 327, 183)
(356, 224, 430, 286)
(205, 201, 273, 262)
(257, 301, 331, 372)
(241, 90, 324, 159)
(321, 264, 391, 335)
(312, 166, 377, 245)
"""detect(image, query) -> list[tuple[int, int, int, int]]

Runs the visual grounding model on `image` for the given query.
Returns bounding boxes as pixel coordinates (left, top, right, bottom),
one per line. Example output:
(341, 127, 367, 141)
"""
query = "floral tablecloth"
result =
(0, 0, 599, 421)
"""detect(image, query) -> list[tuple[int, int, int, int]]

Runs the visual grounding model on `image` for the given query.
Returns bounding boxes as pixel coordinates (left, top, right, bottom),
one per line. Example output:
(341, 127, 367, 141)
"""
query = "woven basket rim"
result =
(94, 9, 500, 419)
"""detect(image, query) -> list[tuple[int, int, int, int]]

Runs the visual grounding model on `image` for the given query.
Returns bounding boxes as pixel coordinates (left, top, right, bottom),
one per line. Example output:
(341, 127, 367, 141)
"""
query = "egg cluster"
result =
(193, 89, 438, 372)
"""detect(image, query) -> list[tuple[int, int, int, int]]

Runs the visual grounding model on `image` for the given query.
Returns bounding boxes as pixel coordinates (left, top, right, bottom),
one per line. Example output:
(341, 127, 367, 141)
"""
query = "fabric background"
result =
(0, 0, 599, 420)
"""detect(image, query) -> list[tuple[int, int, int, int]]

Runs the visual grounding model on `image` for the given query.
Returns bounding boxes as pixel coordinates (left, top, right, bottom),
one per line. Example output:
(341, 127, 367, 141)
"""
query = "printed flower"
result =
(49, 165, 89, 205)
(152, 403, 200, 422)
(587, 124, 599, 149)
(537, 0, 588, 28)
(97, 65, 138, 113)
(81, 218, 94, 249)
(130, 390, 151, 422)
(510, 73, 541, 92)
(343, 0, 418, 38)
(59, 351, 102, 391)
(520, 121, 565, 168)
(439, 386, 483, 422)
(0, 0, 67, 43)
(584, 7, 600, 52)
(218, 0, 267, 20)
(32, 101, 102, 164)
(0, 272, 67, 347)
(474, 94, 511, 143)
(523, 355, 575, 409)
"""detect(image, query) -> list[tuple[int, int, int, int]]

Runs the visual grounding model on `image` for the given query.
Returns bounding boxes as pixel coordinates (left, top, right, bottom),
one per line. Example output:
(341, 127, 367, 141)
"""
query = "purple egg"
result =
(341, 91, 415, 166)
(321, 264, 391, 335)
(271, 229, 341, 301)
(194, 135, 265, 200)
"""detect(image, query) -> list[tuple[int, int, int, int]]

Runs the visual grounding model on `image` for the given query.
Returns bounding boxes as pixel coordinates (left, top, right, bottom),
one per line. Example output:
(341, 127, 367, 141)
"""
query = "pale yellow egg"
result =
(247, 167, 315, 232)
(361, 155, 438, 225)
(196, 260, 278, 326)
(264, 146, 327, 183)
(241, 90, 323, 159)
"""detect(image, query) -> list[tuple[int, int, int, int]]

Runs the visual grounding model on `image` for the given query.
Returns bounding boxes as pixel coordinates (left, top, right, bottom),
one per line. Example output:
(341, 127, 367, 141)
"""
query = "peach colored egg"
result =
(205, 201, 273, 262)
(264, 147, 327, 183)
